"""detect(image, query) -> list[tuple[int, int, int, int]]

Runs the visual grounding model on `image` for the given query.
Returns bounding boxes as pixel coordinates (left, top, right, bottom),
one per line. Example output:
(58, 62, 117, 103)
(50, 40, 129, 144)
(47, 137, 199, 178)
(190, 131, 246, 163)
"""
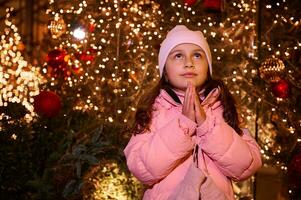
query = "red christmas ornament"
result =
(76, 49, 96, 62)
(271, 79, 290, 98)
(183, 0, 197, 6)
(34, 91, 62, 118)
(88, 23, 96, 32)
(203, 0, 224, 11)
(47, 49, 67, 69)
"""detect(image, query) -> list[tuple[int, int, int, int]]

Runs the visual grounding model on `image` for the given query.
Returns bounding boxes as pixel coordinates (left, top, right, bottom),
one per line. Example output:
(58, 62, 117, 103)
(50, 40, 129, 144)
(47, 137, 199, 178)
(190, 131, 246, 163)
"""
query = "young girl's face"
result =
(165, 43, 209, 92)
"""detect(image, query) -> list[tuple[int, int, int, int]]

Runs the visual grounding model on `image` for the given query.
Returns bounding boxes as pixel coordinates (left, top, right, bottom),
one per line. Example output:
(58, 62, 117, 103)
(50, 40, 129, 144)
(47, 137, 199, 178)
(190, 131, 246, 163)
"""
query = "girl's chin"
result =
(174, 84, 204, 92)
(186, 79, 202, 85)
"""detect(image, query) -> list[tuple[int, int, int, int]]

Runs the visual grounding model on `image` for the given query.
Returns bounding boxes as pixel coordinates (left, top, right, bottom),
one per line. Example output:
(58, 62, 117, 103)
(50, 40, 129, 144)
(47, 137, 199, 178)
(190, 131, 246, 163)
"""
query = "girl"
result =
(124, 25, 262, 200)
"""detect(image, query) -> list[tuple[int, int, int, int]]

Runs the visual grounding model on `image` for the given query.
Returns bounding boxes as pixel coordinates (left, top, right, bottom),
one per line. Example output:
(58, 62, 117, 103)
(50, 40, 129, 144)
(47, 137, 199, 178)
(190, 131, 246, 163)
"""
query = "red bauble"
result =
(203, 0, 223, 11)
(47, 49, 67, 69)
(76, 49, 96, 62)
(34, 91, 62, 118)
(88, 23, 96, 32)
(79, 53, 95, 62)
(183, 0, 197, 6)
(271, 79, 290, 98)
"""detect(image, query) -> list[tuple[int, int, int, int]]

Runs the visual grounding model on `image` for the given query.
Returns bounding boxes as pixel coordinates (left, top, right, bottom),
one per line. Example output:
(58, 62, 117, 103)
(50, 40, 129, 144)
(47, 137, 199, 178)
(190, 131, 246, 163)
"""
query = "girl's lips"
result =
(181, 72, 197, 77)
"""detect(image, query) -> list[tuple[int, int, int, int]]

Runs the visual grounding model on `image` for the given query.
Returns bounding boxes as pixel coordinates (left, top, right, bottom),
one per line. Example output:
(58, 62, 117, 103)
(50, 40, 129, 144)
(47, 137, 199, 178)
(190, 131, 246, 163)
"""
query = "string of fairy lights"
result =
(45, 2, 163, 197)
(45, 0, 300, 198)
(46, 0, 162, 124)
(82, 161, 143, 200)
(1, 0, 299, 198)
(166, 0, 257, 198)
(257, 0, 300, 172)
(0, 7, 45, 125)
(165, 0, 300, 197)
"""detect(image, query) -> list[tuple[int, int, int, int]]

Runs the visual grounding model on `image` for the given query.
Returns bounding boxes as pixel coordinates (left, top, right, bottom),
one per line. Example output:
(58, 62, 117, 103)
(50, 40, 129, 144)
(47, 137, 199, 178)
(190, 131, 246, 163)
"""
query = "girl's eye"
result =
(174, 53, 183, 59)
(194, 52, 202, 58)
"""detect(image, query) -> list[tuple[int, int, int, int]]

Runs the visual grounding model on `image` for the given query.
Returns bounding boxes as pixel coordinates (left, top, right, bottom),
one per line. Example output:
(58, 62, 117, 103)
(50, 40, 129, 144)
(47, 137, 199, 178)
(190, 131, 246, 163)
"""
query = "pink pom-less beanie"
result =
(158, 25, 212, 77)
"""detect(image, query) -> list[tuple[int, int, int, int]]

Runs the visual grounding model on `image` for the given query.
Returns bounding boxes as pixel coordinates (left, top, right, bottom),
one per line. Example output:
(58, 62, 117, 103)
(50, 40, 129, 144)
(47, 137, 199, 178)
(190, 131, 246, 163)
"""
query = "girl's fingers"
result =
(194, 95, 201, 118)
(188, 84, 196, 120)
(184, 82, 191, 109)
(194, 90, 206, 125)
(183, 83, 188, 109)
(183, 82, 194, 120)
(188, 85, 194, 114)
(201, 87, 220, 107)
(188, 84, 194, 111)
(186, 83, 192, 108)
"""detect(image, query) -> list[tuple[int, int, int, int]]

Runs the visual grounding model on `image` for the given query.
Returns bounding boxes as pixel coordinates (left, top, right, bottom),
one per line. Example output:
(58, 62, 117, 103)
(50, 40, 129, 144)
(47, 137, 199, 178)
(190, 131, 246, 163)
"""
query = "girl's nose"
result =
(185, 57, 194, 68)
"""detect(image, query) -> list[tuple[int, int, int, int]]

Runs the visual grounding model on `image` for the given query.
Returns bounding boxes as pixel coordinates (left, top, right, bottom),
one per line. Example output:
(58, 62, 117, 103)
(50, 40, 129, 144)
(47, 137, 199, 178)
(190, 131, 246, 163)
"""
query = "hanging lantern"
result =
(48, 17, 66, 39)
(259, 58, 286, 83)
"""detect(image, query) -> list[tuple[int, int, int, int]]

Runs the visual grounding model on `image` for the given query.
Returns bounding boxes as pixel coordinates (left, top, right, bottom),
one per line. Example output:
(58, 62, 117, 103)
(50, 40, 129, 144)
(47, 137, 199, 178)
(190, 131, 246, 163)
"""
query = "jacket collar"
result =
(159, 89, 182, 106)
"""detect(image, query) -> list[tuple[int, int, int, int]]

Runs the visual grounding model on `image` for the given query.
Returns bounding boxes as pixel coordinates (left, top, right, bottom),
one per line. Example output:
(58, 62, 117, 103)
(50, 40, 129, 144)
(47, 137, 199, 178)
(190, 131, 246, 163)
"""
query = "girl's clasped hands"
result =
(182, 81, 220, 126)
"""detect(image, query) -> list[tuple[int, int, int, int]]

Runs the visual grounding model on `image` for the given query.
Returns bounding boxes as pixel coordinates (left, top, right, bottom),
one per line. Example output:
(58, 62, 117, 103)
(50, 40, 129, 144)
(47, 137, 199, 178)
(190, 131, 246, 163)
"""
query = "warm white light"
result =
(73, 27, 86, 39)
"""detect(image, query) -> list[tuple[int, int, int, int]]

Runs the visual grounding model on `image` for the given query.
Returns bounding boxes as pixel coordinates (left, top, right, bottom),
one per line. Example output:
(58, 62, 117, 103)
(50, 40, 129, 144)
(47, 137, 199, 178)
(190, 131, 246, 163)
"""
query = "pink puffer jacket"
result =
(124, 89, 262, 200)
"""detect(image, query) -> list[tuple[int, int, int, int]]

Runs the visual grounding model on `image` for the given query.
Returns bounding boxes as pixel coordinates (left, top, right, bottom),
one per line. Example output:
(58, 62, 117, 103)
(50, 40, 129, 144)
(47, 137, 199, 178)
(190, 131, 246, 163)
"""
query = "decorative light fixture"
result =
(73, 27, 86, 40)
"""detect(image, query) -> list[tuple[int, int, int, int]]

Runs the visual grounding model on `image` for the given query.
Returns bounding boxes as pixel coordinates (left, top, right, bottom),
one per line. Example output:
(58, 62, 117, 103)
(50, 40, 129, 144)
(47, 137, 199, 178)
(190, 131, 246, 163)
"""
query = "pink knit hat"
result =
(158, 25, 212, 77)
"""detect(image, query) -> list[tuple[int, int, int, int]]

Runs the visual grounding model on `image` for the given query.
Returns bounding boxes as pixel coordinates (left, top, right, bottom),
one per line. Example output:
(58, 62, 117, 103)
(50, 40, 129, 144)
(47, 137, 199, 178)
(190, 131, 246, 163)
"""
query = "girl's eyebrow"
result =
(169, 48, 205, 55)
(192, 48, 205, 52)
(169, 49, 183, 55)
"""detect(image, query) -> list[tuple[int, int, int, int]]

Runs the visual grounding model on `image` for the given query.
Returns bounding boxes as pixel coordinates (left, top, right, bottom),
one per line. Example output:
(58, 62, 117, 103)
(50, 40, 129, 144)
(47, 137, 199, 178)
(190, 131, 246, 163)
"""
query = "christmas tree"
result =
(256, 0, 301, 198)
(40, 1, 164, 198)
(44, 0, 163, 123)
(0, 7, 47, 199)
(0, 0, 300, 199)
(0, 7, 45, 123)
(158, 0, 301, 199)
(159, 0, 258, 198)
(2, 0, 163, 199)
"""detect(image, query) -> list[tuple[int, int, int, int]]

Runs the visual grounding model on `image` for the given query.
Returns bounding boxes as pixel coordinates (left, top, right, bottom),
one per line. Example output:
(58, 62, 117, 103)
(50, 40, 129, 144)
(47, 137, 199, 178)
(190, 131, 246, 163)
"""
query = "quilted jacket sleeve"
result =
(124, 108, 196, 186)
(196, 102, 262, 181)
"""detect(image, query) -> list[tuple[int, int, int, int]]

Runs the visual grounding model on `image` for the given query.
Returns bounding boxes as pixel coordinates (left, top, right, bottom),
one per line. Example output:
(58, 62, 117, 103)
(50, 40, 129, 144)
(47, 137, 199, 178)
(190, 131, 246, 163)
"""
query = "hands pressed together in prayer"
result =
(182, 82, 220, 126)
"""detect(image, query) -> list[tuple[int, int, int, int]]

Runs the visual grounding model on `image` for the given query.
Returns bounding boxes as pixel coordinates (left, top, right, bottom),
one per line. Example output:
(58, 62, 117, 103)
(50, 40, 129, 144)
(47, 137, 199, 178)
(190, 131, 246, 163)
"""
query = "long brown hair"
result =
(132, 77, 242, 135)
